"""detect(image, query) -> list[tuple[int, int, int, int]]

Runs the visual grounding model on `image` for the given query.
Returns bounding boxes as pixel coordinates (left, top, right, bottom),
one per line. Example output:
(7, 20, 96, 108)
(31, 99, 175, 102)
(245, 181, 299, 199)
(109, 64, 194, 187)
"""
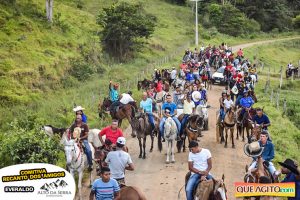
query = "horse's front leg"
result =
(78, 169, 83, 200)
(242, 126, 245, 142)
(171, 140, 175, 163)
(150, 134, 154, 152)
(138, 138, 142, 158)
(224, 129, 228, 148)
(166, 141, 170, 164)
(231, 128, 235, 148)
(143, 137, 146, 159)
(236, 124, 239, 140)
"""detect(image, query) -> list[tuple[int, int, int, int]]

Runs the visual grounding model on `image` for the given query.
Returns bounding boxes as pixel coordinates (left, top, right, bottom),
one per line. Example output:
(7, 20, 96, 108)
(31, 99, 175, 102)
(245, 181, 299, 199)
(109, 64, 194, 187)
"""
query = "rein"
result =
(66, 143, 83, 171)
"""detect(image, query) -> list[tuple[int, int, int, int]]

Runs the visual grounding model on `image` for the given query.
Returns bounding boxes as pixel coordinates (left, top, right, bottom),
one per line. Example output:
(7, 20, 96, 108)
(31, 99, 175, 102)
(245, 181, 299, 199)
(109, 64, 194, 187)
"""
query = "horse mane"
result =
(121, 186, 147, 200)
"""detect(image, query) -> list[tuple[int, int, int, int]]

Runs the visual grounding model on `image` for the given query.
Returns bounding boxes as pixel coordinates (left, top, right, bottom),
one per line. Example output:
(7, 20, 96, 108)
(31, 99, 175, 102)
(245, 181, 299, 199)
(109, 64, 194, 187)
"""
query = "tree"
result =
(97, 2, 157, 61)
(292, 15, 300, 29)
(46, 0, 53, 22)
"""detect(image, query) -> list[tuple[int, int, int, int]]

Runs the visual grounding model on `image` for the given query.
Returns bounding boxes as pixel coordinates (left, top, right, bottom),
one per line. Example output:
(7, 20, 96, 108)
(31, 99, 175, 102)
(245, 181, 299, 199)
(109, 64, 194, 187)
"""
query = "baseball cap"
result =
(117, 137, 126, 145)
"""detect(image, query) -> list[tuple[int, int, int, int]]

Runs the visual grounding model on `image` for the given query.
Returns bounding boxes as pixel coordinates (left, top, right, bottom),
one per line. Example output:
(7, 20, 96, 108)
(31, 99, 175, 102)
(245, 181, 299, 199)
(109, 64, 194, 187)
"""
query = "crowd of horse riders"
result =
(66, 43, 300, 200)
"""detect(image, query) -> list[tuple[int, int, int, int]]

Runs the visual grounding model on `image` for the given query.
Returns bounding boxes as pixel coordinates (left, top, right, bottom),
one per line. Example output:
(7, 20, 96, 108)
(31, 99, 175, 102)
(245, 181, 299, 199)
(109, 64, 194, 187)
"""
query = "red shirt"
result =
(99, 126, 123, 144)
(156, 82, 163, 92)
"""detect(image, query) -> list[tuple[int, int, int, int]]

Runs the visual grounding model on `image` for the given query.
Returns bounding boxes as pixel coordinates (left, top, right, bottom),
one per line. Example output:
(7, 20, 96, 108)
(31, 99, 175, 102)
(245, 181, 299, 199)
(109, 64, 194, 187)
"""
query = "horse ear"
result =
(222, 174, 225, 181)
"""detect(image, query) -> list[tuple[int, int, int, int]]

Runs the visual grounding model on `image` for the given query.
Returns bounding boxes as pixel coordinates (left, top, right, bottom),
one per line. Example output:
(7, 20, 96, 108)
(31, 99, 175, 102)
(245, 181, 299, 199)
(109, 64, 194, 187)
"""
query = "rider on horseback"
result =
(186, 140, 213, 200)
(140, 92, 156, 136)
(180, 94, 195, 138)
(73, 105, 87, 123)
(253, 108, 271, 130)
(104, 137, 134, 186)
(159, 94, 181, 142)
(69, 114, 93, 171)
(247, 131, 278, 180)
(109, 80, 119, 114)
(99, 119, 124, 145)
(237, 90, 254, 123)
(219, 90, 227, 123)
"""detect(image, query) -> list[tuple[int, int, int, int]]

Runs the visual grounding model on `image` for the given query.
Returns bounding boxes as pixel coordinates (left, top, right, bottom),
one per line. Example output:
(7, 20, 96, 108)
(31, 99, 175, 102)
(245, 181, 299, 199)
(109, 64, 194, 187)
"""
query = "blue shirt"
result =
(281, 172, 300, 200)
(91, 178, 120, 200)
(186, 73, 194, 81)
(240, 96, 254, 108)
(162, 102, 177, 115)
(109, 88, 119, 102)
(140, 98, 153, 113)
(200, 89, 207, 100)
(253, 114, 270, 129)
(256, 140, 274, 162)
(82, 113, 87, 123)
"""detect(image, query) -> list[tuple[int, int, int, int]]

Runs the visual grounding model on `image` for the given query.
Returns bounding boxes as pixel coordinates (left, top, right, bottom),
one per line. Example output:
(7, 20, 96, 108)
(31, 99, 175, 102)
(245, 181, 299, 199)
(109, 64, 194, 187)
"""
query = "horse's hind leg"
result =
(236, 124, 239, 140)
(78, 171, 83, 200)
(138, 138, 142, 158)
(231, 128, 235, 148)
(171, 141, 175, 163)
(150, 135, 154, 152)
(143, 137, 146, 159)
(224, 129, 228, 148)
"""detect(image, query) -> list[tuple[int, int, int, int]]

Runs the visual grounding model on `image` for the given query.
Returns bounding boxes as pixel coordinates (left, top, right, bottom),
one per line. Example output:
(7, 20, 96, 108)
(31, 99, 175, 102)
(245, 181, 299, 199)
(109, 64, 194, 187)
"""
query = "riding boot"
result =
(176, 135, 181, 141)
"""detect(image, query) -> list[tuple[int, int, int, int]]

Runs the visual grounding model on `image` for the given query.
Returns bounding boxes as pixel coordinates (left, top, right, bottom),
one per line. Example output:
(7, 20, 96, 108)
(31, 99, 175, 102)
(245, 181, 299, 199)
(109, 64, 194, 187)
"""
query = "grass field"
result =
(244, 39, 300, 163)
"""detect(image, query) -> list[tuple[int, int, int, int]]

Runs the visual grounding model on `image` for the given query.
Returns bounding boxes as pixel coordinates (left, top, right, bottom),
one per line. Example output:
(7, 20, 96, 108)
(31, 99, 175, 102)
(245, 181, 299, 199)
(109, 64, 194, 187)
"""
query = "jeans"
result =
(220, 108, 225, 121)
(147, 113, 155, 131)
(159, 116, 181, 138)
(82, 139, 93, 166)
(186, 173, 213, 200)
(180, 114, 189, 135)
(248, 161, 276, 175)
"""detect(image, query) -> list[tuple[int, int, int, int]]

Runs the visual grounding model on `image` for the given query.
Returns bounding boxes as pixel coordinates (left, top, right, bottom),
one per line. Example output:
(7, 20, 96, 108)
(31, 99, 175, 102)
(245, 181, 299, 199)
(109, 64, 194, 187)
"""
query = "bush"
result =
(69, 58, 94, 81)
(292, 15, 300, 29)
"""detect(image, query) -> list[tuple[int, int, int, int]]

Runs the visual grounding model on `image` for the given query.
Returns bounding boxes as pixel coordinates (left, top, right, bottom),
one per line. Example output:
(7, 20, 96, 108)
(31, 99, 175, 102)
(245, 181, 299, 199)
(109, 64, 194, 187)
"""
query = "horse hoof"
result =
(166, 161, 170, 164)
(232, 145, 236, 149)
(150, 149, 153, 152)
(171, 160, 175, 163)
(224, 145, 227, 148)
(139, 155, 142, 158)
(143, 156, 146, 159)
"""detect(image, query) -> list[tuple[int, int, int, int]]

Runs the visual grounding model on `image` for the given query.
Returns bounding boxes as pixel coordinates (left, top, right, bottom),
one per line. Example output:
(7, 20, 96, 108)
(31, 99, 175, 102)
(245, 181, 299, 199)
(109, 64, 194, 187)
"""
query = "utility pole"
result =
(190, 0, 201, 47)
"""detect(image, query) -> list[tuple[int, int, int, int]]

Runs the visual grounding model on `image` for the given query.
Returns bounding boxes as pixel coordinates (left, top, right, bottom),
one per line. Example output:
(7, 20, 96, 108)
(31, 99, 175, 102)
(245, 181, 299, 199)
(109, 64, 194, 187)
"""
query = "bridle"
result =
(65, 141, 83, 170)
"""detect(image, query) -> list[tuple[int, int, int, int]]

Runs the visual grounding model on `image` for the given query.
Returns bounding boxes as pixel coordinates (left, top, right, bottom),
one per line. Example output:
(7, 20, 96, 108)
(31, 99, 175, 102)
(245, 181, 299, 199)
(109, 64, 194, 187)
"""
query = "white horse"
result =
(63, 137, 94, 200)
(164, 117, 177, 164)
(195, 101, 210, 130)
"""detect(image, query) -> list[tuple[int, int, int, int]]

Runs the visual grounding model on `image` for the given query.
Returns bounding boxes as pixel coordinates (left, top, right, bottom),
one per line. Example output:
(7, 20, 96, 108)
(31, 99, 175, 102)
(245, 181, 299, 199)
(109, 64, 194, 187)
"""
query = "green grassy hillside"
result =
(244, 40, 300, 163)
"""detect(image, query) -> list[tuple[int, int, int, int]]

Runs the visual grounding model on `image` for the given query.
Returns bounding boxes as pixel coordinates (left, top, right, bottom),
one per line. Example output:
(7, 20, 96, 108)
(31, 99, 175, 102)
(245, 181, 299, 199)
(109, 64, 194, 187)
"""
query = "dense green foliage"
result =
(293, 15, 300, 29)
(204, 3, 260, 36)
(0, 114, 62, 168)
(97, 2, 157, 61)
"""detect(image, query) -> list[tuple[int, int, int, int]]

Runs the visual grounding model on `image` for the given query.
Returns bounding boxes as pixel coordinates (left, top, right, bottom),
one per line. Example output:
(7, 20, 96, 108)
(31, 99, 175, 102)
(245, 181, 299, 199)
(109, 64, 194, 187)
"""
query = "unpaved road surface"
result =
(78, 38, 300, 200)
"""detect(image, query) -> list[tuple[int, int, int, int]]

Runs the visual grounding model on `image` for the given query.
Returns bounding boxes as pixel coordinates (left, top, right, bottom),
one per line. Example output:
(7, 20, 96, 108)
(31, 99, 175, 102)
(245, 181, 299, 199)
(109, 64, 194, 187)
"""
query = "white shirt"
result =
(120, 93, 134, 104)
(188, 148, 211, 174)
(105, 150, 133, 179)
(170, 69, 177, 79)
(183, 100, 195, 114)
(223, 99, 234, 109)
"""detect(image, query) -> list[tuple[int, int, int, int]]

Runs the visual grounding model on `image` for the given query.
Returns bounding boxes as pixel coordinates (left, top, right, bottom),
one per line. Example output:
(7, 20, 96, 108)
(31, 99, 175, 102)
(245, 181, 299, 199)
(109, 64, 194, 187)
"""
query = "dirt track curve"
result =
(78, 37, 300, 200)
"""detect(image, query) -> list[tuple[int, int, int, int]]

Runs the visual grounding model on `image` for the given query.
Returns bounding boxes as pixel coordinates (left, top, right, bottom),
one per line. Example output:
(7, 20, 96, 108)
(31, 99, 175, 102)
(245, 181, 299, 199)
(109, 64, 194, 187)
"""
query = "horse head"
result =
(212, 175, 227, 200)
(249, 123, 262, 143)
(42, 125, 66, 137)
(63, 139, 78, 167)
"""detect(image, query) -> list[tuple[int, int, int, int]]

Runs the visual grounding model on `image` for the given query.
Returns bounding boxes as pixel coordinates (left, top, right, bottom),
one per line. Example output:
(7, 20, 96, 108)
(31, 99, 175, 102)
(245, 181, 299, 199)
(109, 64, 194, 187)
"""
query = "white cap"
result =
(117, 137, 126, 145)
(73, 106, 85, 112)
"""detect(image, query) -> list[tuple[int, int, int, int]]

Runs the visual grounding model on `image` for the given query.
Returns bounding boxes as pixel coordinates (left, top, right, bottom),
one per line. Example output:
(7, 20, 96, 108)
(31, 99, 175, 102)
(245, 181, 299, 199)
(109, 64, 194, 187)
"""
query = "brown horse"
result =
(177, 114, 204, 153)
(131, 113, 159, 159)
(185, 172, 227, 200)
(137, 79, 152, 91)
(237, 108, 256, 142)
(120, 186, 147, 200)
(223, 107, 236, 148)
(248, 123, 262, 143)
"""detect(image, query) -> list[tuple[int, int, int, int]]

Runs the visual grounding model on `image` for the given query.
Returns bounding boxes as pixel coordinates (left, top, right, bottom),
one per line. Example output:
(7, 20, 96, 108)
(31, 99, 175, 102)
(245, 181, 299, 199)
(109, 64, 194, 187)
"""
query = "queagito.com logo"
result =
(235, 182, 295, 197)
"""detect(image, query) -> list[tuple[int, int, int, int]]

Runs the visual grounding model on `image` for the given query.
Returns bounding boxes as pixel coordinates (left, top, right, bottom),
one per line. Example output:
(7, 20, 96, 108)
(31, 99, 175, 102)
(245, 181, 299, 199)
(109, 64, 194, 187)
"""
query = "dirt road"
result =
(79, 38, 300, 200)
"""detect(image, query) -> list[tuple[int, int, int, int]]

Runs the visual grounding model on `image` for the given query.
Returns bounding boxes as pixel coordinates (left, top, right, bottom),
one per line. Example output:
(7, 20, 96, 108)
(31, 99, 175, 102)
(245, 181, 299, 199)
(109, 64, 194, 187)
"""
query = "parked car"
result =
(211, 66, 226, 84)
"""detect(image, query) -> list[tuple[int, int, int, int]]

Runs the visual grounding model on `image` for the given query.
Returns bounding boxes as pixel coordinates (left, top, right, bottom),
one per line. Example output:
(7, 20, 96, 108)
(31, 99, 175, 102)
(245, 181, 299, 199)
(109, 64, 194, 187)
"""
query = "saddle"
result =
(185, 172, 214, 200)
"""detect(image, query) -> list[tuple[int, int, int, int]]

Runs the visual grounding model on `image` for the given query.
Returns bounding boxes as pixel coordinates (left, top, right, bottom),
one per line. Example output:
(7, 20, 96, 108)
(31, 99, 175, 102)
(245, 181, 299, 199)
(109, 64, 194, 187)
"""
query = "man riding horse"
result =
(180, 94, 195, 139)
(245, 131, 279, 181)
(186, 140, 213, 200)
(139, 92, 156, 136)
(237, 90, 255, 123)
(159, 94, 181, 142)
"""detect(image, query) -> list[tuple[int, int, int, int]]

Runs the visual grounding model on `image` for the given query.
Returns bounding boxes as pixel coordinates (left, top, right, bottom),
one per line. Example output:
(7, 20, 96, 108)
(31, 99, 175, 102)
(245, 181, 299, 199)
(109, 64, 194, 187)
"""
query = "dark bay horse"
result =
(137, 79, 152, 91)
(131, 113, 158, 159)
(120, 185, 147, 200)
(223, 107, 236, 148)
(99, 98, 137, 136)
(177, 114, 204, 153)
(248, 123, 262, 143)
(237, 108, 256, 142)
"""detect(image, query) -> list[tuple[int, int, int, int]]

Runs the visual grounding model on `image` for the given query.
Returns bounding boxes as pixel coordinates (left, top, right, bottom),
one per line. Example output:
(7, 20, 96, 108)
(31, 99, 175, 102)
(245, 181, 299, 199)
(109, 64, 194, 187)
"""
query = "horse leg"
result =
(236, 124, 239, 140)
(143, 137, 146, 159)
(171, 140, 175, 163)
(166, 141, 170, 164)
(231, 128, 235, 148)
(78, 170, 83, 200)
(138, 138, 142, 158)
(150, 134, 154, 152)
(182, 135, 186, 152)
(224, 128, 228, 148)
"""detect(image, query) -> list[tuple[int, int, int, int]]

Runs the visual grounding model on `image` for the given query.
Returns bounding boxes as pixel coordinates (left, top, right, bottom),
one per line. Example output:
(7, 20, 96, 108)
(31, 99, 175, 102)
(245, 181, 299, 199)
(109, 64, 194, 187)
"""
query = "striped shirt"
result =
(91, 178, 120, 200)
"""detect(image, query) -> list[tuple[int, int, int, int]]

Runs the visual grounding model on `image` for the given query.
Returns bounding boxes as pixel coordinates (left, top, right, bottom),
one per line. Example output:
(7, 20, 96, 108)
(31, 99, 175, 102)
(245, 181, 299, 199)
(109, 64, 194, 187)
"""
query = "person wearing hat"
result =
(99, 119, 124, 145)
(90, 166, 120, 200)
(279, 159, 300, 200)
(199, 83, 207, 103)
(246, 131, 277, 179)
(237, 89, 254, 123)
(159, 94, 181, 142)
(73, 106, 87, 123)
(186, 140, 213, 200)
(180, 94, 195, 138)
(69, 114, 93, 171)
(104, 137, 134, 185)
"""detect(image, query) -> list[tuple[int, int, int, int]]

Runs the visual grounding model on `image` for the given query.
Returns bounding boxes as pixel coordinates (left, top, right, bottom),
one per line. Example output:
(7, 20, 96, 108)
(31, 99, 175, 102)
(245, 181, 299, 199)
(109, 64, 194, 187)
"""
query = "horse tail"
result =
(158, 135, 162, 152)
